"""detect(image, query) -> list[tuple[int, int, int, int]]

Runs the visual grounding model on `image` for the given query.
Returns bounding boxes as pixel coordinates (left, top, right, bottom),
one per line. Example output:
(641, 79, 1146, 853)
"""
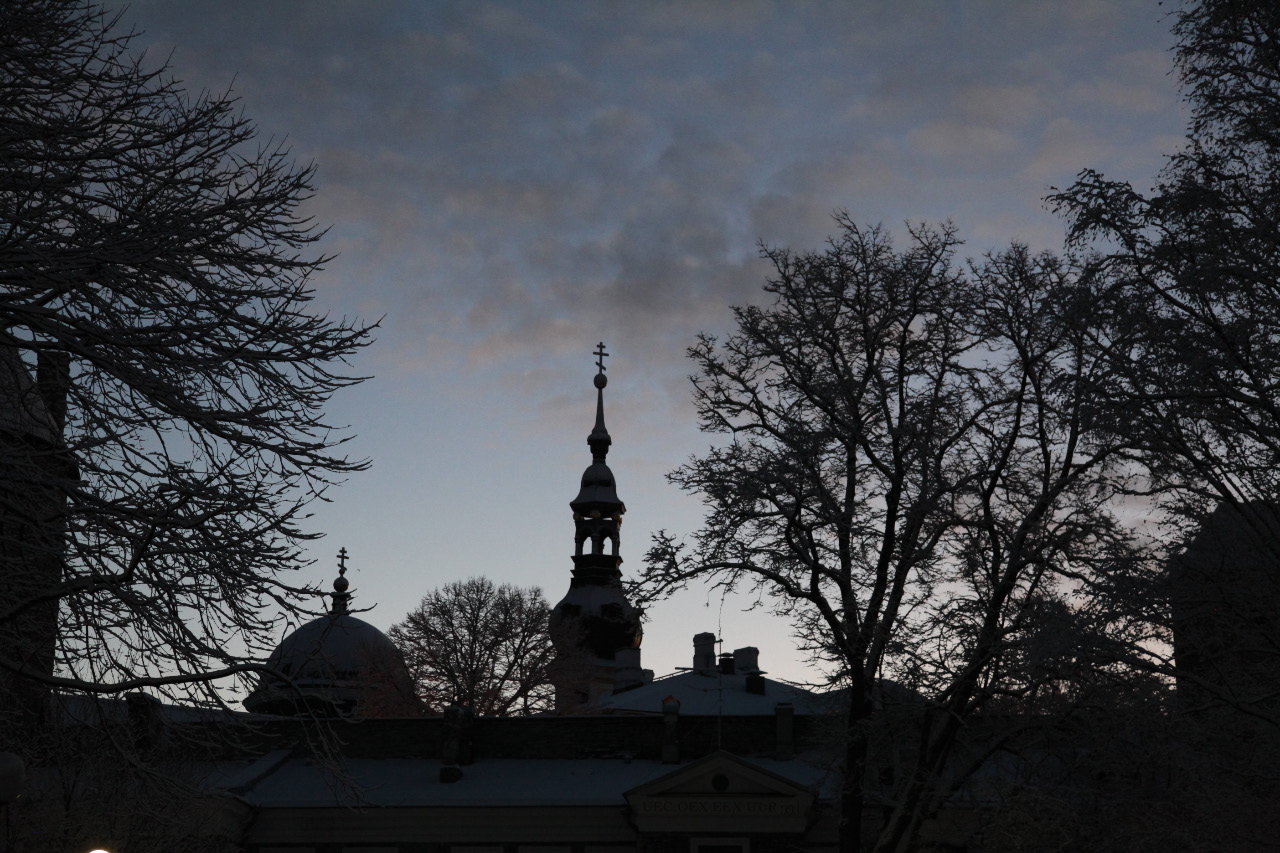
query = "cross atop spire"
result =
(588, 342, 611, 460)
(572, 341, 622, 516)
(331, 547, 352, 614)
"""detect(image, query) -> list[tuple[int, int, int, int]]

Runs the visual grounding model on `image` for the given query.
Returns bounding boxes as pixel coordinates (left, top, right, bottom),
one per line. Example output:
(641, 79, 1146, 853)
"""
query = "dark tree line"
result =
(0, 3, 377, 849)
(639, 219, 1143, 853)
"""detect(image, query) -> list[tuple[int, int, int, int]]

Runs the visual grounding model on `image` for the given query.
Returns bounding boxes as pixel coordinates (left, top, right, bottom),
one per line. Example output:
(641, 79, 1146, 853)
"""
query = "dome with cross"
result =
(243, 550, 419, 717)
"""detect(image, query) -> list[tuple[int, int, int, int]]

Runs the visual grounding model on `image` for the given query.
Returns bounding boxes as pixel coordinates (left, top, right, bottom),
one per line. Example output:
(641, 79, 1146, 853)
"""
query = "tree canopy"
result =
(639, 217, 1142, 852)
(0, 0, 374, 718)
(639, 2, 1280, 848)
(389, 577, 554, 717)
(1052, 0, 1280, 515)
(1043, 8, 1280, 843)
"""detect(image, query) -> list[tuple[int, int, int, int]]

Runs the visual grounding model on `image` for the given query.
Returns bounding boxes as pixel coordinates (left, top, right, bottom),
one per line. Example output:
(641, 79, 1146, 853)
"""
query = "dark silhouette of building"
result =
(1171, 500, 1280, 722)
(0, 342, 72, 738)
(13, 346, 1158, 852)
(243, 550, 420, 718)
(549, 342, 650, 711)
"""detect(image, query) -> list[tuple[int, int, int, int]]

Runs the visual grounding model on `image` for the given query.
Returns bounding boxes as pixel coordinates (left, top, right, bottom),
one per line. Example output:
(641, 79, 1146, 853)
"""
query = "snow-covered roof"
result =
(598, 668, 838, 716)
(230, 751, 840, 808)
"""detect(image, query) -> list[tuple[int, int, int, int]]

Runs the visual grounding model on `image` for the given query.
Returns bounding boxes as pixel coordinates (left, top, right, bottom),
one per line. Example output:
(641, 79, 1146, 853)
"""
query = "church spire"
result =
(570, 342, 624, 521)
(550, 344, 646, 711)
(588, 341, 611, 463)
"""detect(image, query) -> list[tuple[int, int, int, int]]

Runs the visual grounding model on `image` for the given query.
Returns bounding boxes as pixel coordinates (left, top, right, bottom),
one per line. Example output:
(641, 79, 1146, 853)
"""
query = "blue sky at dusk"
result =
(119, 0, 1186, 685)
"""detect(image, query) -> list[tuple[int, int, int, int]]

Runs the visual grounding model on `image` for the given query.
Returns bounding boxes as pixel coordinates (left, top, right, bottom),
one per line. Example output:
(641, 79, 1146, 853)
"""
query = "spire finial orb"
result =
(331, 547, 351, 613)
(593, 341, 608, 389)
(588, 343, 612, 460)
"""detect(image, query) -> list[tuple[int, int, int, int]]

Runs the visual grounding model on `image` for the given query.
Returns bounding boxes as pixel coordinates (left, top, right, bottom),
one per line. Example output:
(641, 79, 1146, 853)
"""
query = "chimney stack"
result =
(693, 632, 716, 674)
(613, 647, 651, 692)
(733, 646, 760, 674)
(775, 702, 794, 760)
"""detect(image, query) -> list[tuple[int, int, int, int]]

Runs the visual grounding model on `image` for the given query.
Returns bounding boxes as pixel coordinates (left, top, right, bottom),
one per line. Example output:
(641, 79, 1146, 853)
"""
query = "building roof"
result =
(223, 751, 840, 808)
(599, 667, 837, 716)
(244, 551, 419, 717)
(243, 611, 417, 716)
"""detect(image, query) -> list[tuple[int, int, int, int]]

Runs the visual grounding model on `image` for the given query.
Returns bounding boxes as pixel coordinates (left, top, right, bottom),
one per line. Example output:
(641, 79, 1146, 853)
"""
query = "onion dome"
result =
(570, 361, 623, 516)
(244, 549, 419, 718)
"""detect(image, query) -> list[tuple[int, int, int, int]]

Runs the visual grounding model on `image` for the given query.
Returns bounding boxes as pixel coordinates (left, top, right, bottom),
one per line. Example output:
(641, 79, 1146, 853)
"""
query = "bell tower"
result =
(549, 343, 649, 712)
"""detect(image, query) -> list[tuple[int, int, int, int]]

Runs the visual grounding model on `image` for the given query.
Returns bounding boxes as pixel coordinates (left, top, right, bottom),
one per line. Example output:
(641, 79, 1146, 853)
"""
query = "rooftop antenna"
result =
(717, 595, 726, 750)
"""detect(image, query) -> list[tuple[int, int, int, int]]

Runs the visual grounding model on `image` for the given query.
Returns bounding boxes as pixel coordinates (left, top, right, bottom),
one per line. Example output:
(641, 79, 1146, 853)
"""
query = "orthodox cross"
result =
(594, 341, 609, 375)
(337, 546, 349, 576)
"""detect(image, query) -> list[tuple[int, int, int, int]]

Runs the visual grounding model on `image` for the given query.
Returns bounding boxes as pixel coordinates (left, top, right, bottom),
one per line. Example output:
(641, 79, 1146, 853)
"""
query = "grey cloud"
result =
(908, 121, 1022, 166)
(120, 0, 1186, 405)
(956, 84, 1043, 126)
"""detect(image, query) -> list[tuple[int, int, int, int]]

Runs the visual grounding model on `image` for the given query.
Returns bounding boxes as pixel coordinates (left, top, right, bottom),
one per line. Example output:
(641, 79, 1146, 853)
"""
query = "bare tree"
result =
(1049, 0, 1280, 726)
(1051, 2, 1280, 513)
(638, 218, 1139, 853)
(0, 0, 374, 729)
(388, 578, 555, 716)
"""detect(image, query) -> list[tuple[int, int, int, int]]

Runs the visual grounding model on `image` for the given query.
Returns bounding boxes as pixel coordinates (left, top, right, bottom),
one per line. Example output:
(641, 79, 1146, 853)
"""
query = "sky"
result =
(117, 0, 1188, 686)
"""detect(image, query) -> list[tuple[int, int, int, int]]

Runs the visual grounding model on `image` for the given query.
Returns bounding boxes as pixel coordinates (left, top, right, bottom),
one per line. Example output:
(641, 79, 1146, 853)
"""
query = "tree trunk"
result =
(875, 707, 964, 853)
(840, 680, 875, 853)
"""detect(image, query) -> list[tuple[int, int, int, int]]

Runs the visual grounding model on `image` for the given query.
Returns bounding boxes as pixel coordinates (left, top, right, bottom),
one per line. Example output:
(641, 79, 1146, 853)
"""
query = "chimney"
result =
(733, 646, 760, 674)
(693, 632, 716, 674)
(718, 652, 735, 675)
(441, 704, 475, 782)
(614, 647, 650, 692)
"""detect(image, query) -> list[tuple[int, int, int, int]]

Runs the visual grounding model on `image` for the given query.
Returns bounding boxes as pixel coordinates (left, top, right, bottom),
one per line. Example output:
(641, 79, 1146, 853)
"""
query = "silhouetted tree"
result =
(388, 578, 554, 716)
(1040, 4, 1280, 847)
(1051, 0, 1280, 723)
(0, 0, 373, 727)
(639, 217, 1140, 853)
(1052, 1, 1280, 511)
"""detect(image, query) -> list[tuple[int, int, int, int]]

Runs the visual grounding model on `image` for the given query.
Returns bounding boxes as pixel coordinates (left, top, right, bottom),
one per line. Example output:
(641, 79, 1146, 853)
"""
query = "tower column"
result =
(548, 343, 649, 712)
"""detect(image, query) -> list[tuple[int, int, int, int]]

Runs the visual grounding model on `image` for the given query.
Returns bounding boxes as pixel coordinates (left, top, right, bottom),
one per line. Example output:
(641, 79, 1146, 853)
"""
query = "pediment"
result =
(624, 751, 814, 834)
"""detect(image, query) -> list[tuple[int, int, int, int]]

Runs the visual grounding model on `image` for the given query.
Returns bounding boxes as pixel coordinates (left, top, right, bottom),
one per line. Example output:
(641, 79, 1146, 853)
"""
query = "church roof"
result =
(243, 611, 416, 716)
(244, 552, 418, 717)
(570, 342, 623, 515)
